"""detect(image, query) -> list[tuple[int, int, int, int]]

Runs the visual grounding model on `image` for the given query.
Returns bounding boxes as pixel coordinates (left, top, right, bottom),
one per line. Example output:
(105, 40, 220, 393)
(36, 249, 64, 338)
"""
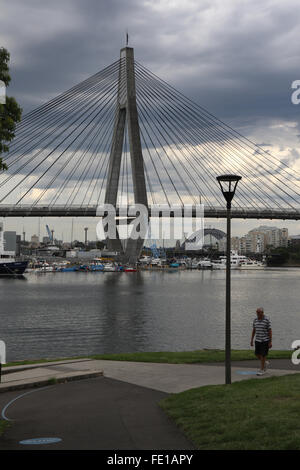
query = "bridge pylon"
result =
(104, 47, 148, 264)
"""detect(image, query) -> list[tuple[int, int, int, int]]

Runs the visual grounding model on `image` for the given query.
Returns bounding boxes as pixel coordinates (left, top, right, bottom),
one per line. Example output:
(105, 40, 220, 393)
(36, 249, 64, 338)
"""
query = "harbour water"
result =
(0, 268, 299, 362)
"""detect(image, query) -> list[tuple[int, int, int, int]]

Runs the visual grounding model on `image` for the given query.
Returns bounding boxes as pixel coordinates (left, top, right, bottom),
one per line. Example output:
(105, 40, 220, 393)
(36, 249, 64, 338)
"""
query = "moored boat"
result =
(0, 223, 28, 276)
(238, 259, 265, 269)
(0, 259, 28, 276)
(89, 264, 104, 271)
(211, 251, 242, 270)
(103, 263, 119, 272)
(211, 251, 266, 270)
(197, 258, 212, 269)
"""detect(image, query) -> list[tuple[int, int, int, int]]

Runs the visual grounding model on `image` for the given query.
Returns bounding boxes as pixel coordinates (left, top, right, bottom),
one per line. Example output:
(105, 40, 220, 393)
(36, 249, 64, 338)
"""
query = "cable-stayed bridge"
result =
(1, 46, 300, 227)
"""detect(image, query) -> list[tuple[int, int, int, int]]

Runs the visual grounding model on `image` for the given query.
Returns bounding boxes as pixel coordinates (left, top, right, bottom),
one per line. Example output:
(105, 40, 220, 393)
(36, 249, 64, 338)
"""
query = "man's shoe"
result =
(257, 370, 266, 376)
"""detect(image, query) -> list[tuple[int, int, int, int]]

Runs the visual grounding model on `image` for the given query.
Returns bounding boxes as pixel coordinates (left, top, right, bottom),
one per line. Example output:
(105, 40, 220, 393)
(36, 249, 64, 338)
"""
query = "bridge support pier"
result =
(104, 47, 148, 264)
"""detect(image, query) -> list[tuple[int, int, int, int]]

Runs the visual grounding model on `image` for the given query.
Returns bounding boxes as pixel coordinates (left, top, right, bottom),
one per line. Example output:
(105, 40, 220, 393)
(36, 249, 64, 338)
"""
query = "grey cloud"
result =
(2, 0, 300, 129)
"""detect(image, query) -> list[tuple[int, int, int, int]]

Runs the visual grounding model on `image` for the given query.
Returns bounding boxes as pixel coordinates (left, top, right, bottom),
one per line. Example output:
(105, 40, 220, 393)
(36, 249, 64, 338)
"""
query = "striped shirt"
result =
(253, 316, 271, 343)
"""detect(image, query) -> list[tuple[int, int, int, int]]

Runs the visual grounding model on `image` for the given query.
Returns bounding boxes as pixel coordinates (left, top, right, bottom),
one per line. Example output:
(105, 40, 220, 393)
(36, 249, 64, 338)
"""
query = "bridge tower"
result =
(104, 47, 148, 264)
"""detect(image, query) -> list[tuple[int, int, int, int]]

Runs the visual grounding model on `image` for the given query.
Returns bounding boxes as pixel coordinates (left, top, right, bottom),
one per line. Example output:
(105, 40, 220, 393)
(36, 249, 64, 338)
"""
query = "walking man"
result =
(250, 307, 272, 376)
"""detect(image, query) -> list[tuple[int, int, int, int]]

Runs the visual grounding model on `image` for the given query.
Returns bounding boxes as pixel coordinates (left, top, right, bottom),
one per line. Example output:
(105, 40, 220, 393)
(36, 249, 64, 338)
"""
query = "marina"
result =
(23, 251, 266, 274)
(0, 219, 269, 277)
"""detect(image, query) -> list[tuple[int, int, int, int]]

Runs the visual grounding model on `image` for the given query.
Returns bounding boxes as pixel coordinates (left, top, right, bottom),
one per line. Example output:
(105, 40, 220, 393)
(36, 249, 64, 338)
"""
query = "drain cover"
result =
(236, 370, 258, 375)
(19, 437, 62, 445)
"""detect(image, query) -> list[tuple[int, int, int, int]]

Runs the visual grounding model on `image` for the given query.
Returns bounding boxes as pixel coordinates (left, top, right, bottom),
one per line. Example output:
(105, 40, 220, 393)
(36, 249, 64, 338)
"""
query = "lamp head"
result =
(216, 174, 242, 208)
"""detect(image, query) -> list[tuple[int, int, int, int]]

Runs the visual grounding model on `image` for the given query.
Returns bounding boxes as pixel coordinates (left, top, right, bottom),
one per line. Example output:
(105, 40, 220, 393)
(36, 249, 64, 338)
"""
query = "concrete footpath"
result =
(0, 357, 299, 394)
(0, 358, 299, 450)
(0, 359, 104, 393)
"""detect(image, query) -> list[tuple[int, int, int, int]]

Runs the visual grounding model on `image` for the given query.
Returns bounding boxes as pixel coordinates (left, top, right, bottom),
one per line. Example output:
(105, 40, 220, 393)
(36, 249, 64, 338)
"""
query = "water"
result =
(0, 268, 299, 362)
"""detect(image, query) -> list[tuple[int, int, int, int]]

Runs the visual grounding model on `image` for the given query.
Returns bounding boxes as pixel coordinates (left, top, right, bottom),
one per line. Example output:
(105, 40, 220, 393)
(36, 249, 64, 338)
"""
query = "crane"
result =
(150, 243, 166, 259)
(46, 225, 53, 242)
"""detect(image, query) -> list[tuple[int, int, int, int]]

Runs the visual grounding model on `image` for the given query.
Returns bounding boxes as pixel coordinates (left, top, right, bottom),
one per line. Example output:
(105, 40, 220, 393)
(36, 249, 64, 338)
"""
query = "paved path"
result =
(1, 358, 298, 394)
(0, 359, 103, 393)
(0, 377, 194, 450)
(0, 358, 299, 450)
(88, 358, 299, 393)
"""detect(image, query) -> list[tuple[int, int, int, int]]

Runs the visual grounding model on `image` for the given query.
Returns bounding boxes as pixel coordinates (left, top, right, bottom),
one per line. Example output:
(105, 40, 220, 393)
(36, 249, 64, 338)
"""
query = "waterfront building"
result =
(231, 237, 240, 252)
(0, 223, 17, 256)
(16, 234, 21, 256)
(246, 230, 266, 253)
(231, 226, 288, 254)
(4, 231, 17, 253)
(30, 234, 40, 247)
(250, 226, 288, 248)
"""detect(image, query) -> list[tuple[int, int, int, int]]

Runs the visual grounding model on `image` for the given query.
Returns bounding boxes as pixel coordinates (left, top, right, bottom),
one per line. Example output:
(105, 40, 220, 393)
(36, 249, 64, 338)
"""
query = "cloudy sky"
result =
(1, 0, 300, 241)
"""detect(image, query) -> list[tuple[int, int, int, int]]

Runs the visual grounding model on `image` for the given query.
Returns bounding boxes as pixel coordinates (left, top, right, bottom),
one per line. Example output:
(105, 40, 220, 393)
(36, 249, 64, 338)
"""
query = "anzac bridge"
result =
(1, 46, 300, 259)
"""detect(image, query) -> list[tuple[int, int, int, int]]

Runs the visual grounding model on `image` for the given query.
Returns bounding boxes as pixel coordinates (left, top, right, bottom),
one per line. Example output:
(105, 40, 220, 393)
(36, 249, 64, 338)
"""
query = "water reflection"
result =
(100, 272, 148, 354)
(0, 269, 299, 361)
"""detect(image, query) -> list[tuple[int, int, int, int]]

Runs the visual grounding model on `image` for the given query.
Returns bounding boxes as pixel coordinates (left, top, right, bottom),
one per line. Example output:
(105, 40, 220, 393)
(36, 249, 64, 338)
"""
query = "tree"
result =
(0, 48, 22, 170)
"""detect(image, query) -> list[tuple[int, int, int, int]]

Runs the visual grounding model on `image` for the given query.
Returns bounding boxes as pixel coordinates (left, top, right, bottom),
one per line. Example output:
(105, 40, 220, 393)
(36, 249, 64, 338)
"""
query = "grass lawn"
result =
(160, 374, 300, 450)
(90, 349, 292, 364)
(3, 349, 292, 367)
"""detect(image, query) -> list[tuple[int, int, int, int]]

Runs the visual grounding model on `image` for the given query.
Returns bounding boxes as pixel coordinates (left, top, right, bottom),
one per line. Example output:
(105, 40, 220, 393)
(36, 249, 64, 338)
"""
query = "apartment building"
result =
(232, 226, 288, 254)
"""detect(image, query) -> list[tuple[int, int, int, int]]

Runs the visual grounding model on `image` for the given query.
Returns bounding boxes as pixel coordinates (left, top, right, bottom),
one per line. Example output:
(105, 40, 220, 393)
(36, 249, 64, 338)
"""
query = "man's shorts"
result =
(255, 341, 269, 357)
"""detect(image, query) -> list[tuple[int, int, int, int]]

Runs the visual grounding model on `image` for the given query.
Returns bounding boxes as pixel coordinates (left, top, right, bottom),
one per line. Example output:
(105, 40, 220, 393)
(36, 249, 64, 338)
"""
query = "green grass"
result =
(47, 377, 58, 385)
(3, 356, 85, 368)
(3, 349, 292, 367)
(160, 374, 300, 450)
(90, 349, 292, 364)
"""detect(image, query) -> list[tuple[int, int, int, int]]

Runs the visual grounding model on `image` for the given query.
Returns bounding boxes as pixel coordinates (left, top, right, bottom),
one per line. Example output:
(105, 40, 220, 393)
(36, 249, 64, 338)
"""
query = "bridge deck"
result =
(0, 205, 299, 220)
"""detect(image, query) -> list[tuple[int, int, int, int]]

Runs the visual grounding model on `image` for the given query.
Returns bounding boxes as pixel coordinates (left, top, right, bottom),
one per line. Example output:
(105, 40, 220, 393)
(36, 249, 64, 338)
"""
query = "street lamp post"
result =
(216, 174, 242, 384)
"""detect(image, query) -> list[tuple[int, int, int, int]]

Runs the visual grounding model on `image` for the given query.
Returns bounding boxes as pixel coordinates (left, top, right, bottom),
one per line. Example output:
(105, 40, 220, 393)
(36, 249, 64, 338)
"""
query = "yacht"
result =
(103, 262, 119, 272)
(0, 224, 28, 276)
(238, 259, 265, 269)
(228, 252, 265, 269)
(0, 254, 28, 276)
(197, 258, 213, 269)
(211, 251, 265, 270)
(211, 259, 240, 270)
(139, 255, 152, 265)
(35, 263, 55, 272)
(211, 251, 245, 270)
(150, 258, 167, 267)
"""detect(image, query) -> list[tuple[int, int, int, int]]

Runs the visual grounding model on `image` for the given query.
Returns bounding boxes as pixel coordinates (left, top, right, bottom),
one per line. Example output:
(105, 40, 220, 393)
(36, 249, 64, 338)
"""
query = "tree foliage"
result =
(0, 48, 22, 170)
